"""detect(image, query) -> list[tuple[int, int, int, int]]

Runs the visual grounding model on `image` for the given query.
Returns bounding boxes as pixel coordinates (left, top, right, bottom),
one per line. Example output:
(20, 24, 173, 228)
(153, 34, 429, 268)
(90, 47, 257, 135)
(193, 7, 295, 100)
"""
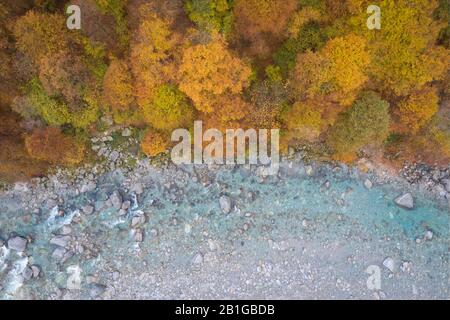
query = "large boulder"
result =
(7, 236, 28, 252)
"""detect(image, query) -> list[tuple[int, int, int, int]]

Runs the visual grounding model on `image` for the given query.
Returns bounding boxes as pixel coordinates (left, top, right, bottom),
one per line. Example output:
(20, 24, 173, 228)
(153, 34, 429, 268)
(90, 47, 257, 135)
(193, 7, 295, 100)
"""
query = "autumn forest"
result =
(0, 0, 449, 183)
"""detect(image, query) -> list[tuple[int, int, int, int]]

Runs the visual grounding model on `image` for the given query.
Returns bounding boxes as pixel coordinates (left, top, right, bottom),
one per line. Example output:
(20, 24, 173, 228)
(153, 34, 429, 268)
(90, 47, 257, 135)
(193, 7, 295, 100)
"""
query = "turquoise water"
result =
(0, 162, 448, 299)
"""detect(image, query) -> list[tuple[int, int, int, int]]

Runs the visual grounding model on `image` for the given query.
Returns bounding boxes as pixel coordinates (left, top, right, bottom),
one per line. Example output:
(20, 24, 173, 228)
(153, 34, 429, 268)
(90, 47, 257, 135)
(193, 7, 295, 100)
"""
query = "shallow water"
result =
(0, 162, 448, 299)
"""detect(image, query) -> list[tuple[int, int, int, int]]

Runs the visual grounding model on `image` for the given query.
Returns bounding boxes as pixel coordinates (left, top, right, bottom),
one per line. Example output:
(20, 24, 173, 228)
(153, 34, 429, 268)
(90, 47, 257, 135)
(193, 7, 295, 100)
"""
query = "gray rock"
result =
(219, 195, 231, 214)
(121, 201, 131, 210)
(394, 193, 414, 209)
(109, 151, 120, 162)
(89, 284, 106, 298)
(7, 236, 28, 252)
(52, 247, 67, 260)
(82, 205, 94, 215)
(440, 178, 450, 192)
(110, 191, 122, 210)
(132, 183, 144, 195)
(22, 267, 33, 280)
(50, 235, 71, 248)
(364, 179, 373, 189)
(383, 257, 395, 272)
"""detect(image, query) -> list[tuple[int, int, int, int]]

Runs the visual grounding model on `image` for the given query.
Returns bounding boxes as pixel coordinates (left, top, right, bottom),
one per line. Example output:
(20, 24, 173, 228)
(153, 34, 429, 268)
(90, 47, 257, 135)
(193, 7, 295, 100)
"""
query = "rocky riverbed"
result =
(0, 150, 449, 299)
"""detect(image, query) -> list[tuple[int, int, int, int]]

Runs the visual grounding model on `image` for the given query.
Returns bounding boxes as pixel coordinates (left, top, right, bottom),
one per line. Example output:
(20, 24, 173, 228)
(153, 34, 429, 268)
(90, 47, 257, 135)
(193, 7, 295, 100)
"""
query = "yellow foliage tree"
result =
(294, 34, 370, 106)
(349, 0, 449, 96)
(179, 37, 252, 113)
(102, 58, 134, 111)
(130, 6, 180, 108)
(282, 100, 323, 141)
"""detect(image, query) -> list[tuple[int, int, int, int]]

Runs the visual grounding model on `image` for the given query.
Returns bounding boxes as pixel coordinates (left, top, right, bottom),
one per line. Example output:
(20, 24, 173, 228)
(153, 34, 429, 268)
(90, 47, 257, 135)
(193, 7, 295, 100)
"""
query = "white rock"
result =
(364, 179, 373, 189)
(424, 230, 433, 241)
(383, 257, 395, 272)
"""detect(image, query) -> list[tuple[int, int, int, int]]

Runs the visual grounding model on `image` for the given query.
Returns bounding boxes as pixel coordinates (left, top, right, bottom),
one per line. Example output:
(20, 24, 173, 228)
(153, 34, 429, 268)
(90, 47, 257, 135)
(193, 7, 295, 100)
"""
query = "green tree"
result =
(185, 0, 234, 35)
(327, 91, 390, 157)
(142, 84, 193, 131)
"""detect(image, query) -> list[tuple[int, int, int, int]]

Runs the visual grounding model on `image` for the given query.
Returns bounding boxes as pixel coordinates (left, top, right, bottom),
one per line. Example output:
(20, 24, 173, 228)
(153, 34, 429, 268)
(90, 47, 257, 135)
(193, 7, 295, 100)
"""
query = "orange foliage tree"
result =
(141, 129, 169, 157)
(25, 127, 86, 166)
(233, 0, 297, 58)
(130, 5, 180, 108)
(393, 87, 439, 135)
(102, 58, 135, 111)
(13, 11, 70, 63)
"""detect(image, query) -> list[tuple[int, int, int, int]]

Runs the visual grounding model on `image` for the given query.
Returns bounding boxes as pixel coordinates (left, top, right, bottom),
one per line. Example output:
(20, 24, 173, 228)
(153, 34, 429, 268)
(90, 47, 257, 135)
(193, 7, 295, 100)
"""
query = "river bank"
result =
(0, 152, 448, 299)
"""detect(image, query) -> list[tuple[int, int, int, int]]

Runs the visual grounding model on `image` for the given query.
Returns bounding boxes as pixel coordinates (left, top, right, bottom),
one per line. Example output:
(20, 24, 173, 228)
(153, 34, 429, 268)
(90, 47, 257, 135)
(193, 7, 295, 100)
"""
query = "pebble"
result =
(50, 235, 71, 248)
(424, 230, 433, 241)
(7, 236, 28, 252)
